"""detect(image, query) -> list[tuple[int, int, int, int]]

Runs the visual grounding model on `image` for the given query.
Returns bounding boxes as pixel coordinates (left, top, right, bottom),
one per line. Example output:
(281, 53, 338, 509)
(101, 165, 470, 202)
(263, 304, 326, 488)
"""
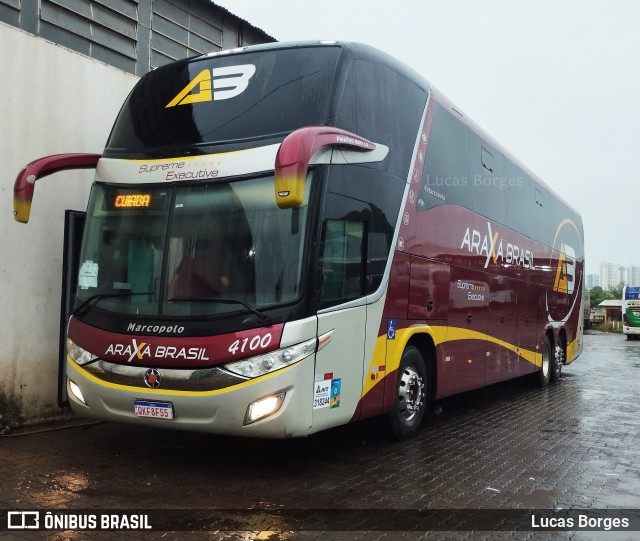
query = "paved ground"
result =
(1, 331, 639, 541)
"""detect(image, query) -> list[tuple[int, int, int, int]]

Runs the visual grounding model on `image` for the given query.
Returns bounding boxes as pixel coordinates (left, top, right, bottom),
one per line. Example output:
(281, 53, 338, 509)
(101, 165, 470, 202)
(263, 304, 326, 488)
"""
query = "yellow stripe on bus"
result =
(363, 325, 544, 398)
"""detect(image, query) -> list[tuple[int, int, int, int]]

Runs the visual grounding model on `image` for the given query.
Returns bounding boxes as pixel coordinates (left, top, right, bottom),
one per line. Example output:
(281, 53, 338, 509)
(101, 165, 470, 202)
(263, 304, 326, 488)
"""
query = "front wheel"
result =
(386, 345, 427, 440)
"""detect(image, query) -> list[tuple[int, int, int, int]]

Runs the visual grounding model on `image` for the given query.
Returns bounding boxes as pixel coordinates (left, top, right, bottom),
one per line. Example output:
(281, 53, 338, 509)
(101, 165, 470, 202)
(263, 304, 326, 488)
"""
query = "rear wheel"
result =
(387, 345, 427, 440)
(537, 335, 552, 387)
(551, 338, 565, 382)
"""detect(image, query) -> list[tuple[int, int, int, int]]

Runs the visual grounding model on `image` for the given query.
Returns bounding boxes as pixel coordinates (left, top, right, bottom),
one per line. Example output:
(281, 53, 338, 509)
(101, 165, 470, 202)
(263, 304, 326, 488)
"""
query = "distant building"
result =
(626, 265, 640, 285)
(595, 300, 623, 323)
(600, 261, 625, 290)
(586, 274, 600, 289)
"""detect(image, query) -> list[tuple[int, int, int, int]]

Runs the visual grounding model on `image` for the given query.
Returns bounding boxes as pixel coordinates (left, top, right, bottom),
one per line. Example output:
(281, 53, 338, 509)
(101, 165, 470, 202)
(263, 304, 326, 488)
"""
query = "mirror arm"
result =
(13, 153, 101, 223)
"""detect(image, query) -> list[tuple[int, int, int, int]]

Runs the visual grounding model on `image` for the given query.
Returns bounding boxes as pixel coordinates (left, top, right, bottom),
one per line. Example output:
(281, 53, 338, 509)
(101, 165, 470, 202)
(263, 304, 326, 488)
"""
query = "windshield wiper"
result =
(72, 291, 153, 316)
(168, 296, 273, 325)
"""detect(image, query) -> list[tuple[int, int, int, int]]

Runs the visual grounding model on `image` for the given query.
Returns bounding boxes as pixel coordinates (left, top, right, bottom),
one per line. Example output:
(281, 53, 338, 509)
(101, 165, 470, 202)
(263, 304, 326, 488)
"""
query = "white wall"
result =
(0, 22, 138, 424)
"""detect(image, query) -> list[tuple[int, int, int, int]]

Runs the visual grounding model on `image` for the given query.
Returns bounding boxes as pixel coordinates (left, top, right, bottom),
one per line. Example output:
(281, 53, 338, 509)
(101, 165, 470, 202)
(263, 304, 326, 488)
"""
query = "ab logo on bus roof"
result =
(165, 64, 256, 108)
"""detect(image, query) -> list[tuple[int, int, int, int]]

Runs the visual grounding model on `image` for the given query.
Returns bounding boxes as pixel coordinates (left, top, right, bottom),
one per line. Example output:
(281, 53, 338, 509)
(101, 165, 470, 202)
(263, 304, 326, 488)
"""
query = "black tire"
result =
(386, 345, 427, 441)
(550, 337, 564, 383)
(537, 335, 552, 388)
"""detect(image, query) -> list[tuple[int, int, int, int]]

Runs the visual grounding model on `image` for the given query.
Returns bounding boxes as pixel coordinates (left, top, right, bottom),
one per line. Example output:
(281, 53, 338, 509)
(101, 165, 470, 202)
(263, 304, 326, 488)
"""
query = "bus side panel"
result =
(515, 280, 543, 376)
(485, 274, 518, 385)
(437, 265, 488, 396)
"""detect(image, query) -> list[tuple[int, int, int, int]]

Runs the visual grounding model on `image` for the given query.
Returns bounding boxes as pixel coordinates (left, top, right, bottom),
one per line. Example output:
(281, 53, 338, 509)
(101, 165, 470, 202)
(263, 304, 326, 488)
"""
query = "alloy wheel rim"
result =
(398, 366, 425, 421)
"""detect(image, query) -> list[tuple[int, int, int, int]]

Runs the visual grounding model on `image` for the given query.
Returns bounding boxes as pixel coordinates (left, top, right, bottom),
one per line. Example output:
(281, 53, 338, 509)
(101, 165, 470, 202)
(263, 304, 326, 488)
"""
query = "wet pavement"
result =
(1, 331, 639, 540)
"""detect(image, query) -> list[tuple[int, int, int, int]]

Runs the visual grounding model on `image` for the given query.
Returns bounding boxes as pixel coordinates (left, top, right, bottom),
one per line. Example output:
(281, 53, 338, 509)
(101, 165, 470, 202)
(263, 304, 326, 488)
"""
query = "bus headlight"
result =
(66, 338, 98, 366)
(223, 337, 316, 378)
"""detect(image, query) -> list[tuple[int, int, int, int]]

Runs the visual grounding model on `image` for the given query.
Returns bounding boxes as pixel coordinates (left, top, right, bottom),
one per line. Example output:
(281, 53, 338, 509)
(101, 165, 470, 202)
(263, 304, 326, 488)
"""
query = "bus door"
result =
(486, 274, 517, 384)
(313, 218, 367, 430)
(58, 210, 85, 406)
(442, 266, 489, 394)
(315, 308, 366, 427)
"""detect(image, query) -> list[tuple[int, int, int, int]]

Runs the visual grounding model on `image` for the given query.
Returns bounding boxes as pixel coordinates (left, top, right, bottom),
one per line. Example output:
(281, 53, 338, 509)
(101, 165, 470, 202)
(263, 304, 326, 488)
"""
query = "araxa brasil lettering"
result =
(105, 340, 209, 362)
(460, 221, 535, 270)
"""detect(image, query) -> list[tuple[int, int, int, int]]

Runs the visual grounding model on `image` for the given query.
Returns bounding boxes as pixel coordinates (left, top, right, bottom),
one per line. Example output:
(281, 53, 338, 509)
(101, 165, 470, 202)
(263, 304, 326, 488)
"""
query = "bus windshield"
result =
(75, 175, 312, 318)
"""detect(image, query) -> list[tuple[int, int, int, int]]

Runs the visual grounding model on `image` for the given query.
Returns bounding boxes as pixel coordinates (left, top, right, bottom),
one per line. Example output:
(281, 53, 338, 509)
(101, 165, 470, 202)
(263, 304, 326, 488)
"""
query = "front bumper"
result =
(66, 355, 315, 438)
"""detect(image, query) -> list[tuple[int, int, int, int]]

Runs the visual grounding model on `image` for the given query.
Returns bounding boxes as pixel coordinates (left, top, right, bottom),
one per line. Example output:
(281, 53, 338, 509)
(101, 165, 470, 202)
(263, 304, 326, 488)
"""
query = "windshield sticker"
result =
(78, 261, 98, 289)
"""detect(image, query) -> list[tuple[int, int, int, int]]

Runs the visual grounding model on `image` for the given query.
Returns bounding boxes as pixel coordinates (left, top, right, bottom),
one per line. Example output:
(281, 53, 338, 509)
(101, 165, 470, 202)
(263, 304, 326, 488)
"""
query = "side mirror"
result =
(13, 153, 101, 223)
(274, 127, 375, 209)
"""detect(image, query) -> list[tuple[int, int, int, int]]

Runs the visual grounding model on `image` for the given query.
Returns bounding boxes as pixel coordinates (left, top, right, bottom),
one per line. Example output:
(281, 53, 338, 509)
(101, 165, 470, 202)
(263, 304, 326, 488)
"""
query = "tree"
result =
(608, 282, 625, 301)
(589, 286, 607, 307)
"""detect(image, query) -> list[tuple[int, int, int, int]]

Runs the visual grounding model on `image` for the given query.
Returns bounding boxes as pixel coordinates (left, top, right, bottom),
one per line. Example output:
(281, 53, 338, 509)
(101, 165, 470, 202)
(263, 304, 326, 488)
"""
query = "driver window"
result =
(319, 219, 366, 306)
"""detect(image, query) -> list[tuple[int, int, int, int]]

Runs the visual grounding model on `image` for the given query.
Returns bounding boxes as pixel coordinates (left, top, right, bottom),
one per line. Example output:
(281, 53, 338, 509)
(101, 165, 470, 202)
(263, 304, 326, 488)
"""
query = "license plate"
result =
(134, 400, 174, 420)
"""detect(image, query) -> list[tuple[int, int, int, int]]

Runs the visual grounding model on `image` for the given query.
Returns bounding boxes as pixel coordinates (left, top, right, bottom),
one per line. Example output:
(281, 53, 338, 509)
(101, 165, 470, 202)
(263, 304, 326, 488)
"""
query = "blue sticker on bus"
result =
(329, 379, 341, 409)
(387, 319, 396, 340)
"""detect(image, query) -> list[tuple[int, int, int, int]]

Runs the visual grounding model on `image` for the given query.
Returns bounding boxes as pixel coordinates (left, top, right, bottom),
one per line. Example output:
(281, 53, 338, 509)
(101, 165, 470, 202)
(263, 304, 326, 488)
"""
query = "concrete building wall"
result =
(0, 0, 274, 76)
(0, 22, 139, 425)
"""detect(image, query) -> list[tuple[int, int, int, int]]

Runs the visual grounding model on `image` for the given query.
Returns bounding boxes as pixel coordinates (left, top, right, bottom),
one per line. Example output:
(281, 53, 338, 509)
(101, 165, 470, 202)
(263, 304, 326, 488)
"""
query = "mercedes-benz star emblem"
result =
(144, 368, 161, 389)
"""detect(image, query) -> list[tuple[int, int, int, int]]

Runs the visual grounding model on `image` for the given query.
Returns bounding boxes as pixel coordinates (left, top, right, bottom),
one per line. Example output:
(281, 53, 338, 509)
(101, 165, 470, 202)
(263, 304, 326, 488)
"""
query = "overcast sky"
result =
(216, 0, 640, 276)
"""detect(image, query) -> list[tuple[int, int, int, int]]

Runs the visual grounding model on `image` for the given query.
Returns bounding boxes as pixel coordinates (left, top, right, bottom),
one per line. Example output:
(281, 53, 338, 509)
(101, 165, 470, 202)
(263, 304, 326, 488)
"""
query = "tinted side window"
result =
(320, 219, 365, 304)
(418, 104, 471, 211)
(503, 161, 531, 238)
(318, 165, 404, 308)
(470, 132, 505, 224)
(337, 60, 427, 179)
(530, 184, 550, 245)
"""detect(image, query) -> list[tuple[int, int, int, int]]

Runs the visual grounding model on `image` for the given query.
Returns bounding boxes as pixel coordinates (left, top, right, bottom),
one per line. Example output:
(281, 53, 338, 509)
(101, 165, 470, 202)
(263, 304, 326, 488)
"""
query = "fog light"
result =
(68, 379, 86, 405)
(244, 392, 285, 425)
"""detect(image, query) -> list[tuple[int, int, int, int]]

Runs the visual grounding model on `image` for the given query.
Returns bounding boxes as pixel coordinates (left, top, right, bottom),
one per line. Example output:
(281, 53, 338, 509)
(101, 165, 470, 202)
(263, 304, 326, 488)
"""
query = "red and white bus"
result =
(14, 41, 584, 439)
